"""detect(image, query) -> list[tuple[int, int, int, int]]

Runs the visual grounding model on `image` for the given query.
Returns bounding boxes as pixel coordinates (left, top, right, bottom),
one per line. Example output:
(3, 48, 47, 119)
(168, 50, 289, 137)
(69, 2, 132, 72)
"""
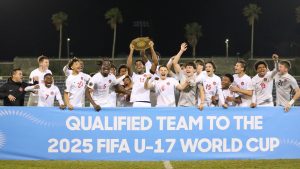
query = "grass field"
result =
(0, 160, 300, 169)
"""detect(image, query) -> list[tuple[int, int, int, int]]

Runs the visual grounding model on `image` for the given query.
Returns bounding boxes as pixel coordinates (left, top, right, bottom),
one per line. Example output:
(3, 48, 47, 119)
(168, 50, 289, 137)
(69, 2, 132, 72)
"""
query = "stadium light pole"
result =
(133, 21, 149, 36)
(225, 38, 229, 60)
(67, 38, 70, 59)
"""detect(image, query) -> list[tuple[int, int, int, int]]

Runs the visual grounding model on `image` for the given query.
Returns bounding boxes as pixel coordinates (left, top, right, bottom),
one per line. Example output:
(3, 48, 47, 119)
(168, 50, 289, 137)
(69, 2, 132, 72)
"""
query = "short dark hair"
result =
(11, 68, 21, 76)
(236, 60, 247, 72)
(44, 73, 52, 79)
(279, 60, 291, 69)
(135, 59, 145, 66)
(37, 55, 48, 63)
(118, 64, 128, 74)
(185, 62, 196, 69)
(68, 58, 81, 69)
(158, 65, 168, 70)
(205, 61, 217, 72)
(194, 59, 205, 66)
(223, 73, 234, 83)
(254, 60, 268, 70)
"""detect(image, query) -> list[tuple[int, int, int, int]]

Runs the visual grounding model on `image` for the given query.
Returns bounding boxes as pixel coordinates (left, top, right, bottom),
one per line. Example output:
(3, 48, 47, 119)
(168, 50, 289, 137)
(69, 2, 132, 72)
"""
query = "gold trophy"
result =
(130, 37, 151, 50)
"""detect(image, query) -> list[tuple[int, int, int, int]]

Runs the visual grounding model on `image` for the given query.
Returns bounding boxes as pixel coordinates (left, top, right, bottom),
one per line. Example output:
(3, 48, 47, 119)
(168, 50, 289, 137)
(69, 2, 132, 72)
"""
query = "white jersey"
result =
(222, 89, 239, 107)
(274, 73, 299, 106)
(233, 74, 253, 107)
(202, 74, 225, 106)
(151, 77, 179, 107)
(65, 72, 91, 107)
(252, 70, 277, 106)
(28, 68, 52, 96)
(130, 72, 151, 103)
(37, 84, 64, 107)
(87, 73, 123, 107)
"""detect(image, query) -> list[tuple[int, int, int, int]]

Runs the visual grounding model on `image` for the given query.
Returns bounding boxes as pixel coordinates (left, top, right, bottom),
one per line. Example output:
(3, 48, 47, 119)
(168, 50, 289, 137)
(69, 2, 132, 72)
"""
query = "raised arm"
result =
(126, 44, 135, 76)
(270, 54, 279, 78)
(149, 41, 158, 74)
(173, 43, 188, 74)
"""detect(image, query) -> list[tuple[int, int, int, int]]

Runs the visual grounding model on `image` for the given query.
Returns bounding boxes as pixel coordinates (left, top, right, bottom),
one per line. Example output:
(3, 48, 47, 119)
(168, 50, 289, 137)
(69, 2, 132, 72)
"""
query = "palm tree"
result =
(296, 6, 300, 23)
(105, 7, 123, 61)
(243, 3, 262, 59)
(51, 11, 68, 59)
(185, 22, 202, 58)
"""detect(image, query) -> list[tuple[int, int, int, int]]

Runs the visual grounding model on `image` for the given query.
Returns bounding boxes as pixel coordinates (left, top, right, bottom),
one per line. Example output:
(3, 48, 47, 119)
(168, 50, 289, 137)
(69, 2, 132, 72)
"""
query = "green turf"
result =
(0, 160, 299, 169)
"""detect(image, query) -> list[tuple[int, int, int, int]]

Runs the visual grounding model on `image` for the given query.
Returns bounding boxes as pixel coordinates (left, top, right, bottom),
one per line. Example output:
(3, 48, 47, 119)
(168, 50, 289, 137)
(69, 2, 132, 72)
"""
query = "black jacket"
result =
(0, 78, 30, 106)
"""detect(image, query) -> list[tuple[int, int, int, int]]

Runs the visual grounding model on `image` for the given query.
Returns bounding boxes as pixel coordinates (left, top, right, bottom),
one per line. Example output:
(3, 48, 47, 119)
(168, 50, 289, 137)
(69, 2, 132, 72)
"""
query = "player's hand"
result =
(180, 43, 188, 52)
(284, 103, 291, 112)
(129, 44, 135, 51)
(198, 103, 204, 111)
(94, 104, 101, 112)
(272, 54, 279, 61)
(33, 84, 40, 89)
(149, 41, 154, 48)
(67, 104, 74, 110)
(250, 103, 257, 108)
(8, 94, 16, 102)
(222, 104, 228, 109)
(59, 104, 66, 110)
(229, 85, 240, 93)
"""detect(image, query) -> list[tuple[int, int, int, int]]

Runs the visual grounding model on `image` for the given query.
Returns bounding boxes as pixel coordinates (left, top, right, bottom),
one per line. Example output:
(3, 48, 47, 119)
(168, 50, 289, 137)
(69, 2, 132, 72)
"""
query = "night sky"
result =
(0, 0, 300, 60)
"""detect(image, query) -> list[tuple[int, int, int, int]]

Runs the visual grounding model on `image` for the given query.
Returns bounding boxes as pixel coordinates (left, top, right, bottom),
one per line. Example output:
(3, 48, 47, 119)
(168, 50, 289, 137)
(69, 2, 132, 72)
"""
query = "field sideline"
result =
(0, 160, 300, 169)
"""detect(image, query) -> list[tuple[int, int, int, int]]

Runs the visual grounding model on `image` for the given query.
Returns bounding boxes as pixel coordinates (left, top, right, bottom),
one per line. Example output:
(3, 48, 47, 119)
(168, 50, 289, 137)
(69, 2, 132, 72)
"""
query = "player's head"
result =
(68, 58, 81, 73)
(254, 60, 268, 77)
(194, 59, 205, 74)
(123, 75, 132, 86)
(222, 73, 234, 89)
(11, 68, 23, 82)
(135, 59, 145, 74)
(279, 60, 291, 74)
(158, 65, 169, 80)
(185, 62, 196, 77)
(205, 61, 216, 76)
(101, 59, 111, 77)
(43, 73, 53, 86)
(234, 60, 247, 74)
(110, 63, 116, 75)
(118, 64, 128, 76)
(37, 55, 49, 69)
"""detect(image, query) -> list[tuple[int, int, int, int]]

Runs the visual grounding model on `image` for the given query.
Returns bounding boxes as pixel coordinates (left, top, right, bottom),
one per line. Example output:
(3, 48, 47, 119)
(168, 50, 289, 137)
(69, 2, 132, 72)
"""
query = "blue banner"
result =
(0, 106, 299, 160)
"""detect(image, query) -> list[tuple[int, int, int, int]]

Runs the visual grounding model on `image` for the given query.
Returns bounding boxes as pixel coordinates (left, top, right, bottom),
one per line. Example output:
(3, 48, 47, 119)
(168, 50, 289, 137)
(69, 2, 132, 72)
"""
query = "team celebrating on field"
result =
(0, 41, 299, 112)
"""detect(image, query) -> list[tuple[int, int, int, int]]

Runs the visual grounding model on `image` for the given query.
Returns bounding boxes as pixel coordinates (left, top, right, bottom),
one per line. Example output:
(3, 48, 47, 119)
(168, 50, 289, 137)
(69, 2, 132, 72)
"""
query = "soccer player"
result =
(25, 73, 65, 109)
(117, 76, 133, 107)
(172, 43, 205, 109)
(86, 59, 128, 111)
(64, 58, 91, 110)
(63, 57, 84, 76)
(230, 60, 253, 107)
(27, 55, 52, 106)
(202, 61, 227, 108)
(127, 41, 158, 107)
(250, 54, 279, 107)
(221, 74, 241, 106)
(274, 60, 300, 112)
(144, 65, 188, 107)
(0, 68, 37, 106)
